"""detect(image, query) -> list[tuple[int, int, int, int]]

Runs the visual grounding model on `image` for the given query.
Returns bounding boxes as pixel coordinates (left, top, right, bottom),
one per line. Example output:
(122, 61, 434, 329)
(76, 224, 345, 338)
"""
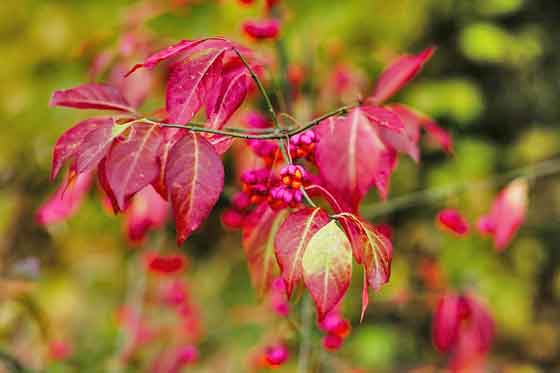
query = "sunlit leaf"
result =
(302, 220, 352, 320)
(274, 207, 330, 298)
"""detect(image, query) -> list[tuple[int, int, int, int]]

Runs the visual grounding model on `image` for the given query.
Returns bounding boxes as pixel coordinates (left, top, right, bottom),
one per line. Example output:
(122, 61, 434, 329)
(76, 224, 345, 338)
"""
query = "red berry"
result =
(265, 344, 289, 366)
(322, 334, 343, 351)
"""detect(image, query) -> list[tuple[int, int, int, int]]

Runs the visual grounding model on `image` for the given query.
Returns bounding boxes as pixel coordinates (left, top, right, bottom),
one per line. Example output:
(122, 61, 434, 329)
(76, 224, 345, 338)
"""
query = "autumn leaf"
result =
(302, 220, 352, 320)
(315, 108, 397, 210)
(105, 123, 163, 210)
(50, 117, 112, 181)
(165, 132, 225, 245)
(274, 207, 330, 298)
(370, 47, 436, 105)
(166, 48, 227, 125)
(242, 205, 289, 296)
(50, 83, 136, 113)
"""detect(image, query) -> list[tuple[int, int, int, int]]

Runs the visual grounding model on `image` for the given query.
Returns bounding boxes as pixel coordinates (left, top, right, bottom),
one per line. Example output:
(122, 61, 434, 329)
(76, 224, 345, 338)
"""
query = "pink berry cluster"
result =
(222, 164, 311, 229)
(289, 129, 318, 161)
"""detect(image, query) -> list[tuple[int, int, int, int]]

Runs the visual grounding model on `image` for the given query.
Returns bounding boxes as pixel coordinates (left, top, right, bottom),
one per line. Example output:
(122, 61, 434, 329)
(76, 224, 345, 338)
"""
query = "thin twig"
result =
(155, 104, 354, 140)
(233, 47, 281, 130)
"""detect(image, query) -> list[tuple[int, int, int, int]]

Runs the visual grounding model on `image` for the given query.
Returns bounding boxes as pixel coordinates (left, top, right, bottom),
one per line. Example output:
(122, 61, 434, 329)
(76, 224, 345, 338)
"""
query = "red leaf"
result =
(165, 132, 224, 245)
(49, 83, 135, 113)
(370, 47, 436, 104)
(437, 208, 469, 236)
(361, 271, 369, 322)
(166, 48, 226, 125)
(242, 205, 289, 296)
(362, 105, 419, 162)
(388, 104, 453, 154)
(242, 19, 281, 40)
(476, 179, 528, 251)
(105, 123, 163, 210)
(204, 134, 234, 155)
(337, 214, 392, 292)
(125, 38, 231, 77)
(315, 108, 397, 210)
(36, 171, 93, 225)
(302, 220, 352, 320)
(422, 118, 453, 154)
(432, 293, 495, 371)
(51, 117, 112, 181)
(125, 185, 169, 244)
(144, 251, 186, 275)
(97, 158, 120, 213)
(152, 129, 186, 199)
(274, 208, 330, 299)
(206, 60, 250, 130)
(74, 119, 121, 175)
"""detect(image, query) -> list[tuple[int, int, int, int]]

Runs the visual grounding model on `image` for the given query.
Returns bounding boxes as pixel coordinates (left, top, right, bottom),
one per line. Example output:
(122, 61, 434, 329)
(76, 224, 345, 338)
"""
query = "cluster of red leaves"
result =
(44, 34, 455, 325)
(436, 178, 528, 251)
(221, 47, 453, 322)
(432, 293, 495, 372)
(45, 38, 262, 247)
(118, 253, 202, 371)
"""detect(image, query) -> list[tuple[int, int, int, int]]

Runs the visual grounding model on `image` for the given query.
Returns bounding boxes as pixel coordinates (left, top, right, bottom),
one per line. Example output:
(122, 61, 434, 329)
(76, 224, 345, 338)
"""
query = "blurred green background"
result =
(1, 0, 560, 372)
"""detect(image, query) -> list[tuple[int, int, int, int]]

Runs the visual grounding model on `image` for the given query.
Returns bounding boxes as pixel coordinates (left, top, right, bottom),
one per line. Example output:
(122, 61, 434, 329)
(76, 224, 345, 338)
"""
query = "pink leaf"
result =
(166, 48, 226, 125)
(97, 158, 120, 213)
(242, 19, 281, 40)
(49, 83, 135, 113)
(152, 129, 186, 199)
(74, 119, 120, 175)
(204, 134, 234, 155)
(361, 271, 369, 322)
(206, 59, 250, 130)
(125, 38, 231, 77)
(274, 208, 330, 299)
(338, 214, 392, 292)
(476, 179, 528, 251)
(242, 205, 289, 296)
(51, 117, 112, 181)
(362, 105, 419, 162)
(437, 208, 469, 236)
(125, 185, 169, 244)
(422, 118, 453, 154)
(370, 47, 436, 104)
(315, 108, 397, 210)
(302, 220, 352, 320)
(105, 123, 163, 210)
(388, 104, 453, 154)
(165, 132, 225, 245)
(432, 293, 494, 372)
(36, 171, 93, 225)
(109, 63, 155, 109)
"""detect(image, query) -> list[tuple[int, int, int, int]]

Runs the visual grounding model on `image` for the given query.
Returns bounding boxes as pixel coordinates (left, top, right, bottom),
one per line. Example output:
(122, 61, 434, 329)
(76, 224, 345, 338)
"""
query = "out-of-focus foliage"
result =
(1, 0, 560, 372)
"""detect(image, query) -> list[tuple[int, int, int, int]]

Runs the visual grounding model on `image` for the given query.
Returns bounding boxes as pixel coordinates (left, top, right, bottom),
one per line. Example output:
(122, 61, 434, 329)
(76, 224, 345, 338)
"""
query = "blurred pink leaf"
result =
(36, 172, 93, 225)
(242, 204, 288, 296)
(477, 179, 528, 251)
(370, 47, 436, 104)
